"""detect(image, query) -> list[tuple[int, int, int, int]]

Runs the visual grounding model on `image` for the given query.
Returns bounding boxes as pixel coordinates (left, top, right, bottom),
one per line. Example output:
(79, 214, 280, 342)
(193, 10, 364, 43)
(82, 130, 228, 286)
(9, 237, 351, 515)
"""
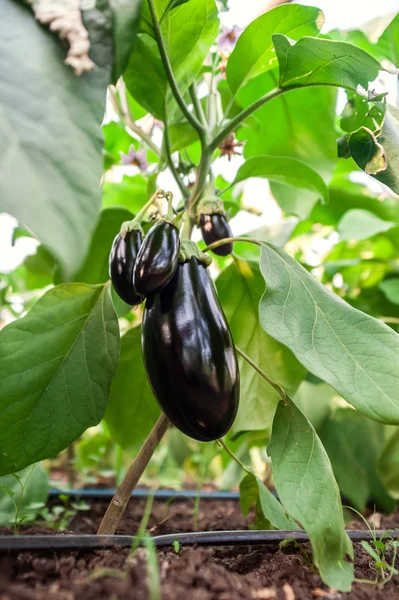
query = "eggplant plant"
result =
(1, 0, 399, 592)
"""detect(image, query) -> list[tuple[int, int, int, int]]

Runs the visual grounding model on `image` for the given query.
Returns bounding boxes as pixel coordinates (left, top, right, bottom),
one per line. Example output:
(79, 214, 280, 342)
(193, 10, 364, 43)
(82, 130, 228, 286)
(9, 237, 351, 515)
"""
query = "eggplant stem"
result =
(97, 414, 170, 535)
(235, 346, 288, 404)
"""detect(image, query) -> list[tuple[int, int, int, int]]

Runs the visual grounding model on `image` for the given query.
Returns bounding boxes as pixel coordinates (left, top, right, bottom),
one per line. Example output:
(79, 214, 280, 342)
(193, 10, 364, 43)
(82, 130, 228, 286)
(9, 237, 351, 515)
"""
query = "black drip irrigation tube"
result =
(0, 530, 398, 552)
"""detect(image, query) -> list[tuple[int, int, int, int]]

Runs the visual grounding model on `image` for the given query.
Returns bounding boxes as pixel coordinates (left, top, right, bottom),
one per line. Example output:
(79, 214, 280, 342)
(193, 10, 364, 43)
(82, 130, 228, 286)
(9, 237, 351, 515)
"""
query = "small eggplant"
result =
(109, 229, 143, 305)
(133, 221, 180, 297)
(200, 213, 233, 256)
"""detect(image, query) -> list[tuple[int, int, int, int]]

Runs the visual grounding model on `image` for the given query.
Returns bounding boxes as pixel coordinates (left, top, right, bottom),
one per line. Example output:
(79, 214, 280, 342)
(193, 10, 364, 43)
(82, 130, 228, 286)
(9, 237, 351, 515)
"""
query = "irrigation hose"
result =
(0, 530, 397, 552)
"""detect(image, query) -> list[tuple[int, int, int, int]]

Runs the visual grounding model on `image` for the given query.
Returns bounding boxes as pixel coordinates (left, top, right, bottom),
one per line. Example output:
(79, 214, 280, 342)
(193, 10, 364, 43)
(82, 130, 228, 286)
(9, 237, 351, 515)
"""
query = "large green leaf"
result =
(236, 70, 337, 218)
(319, 407, 395, 512)
(232, 156, 329, 204)
(0, 0, 111, 281)
(274, 35, 382, 91)
(125, 0, 219, 119)
(259, 244, 399, 424)
(226, 4, 323, 98)
(0, 284, 119, 476)
(104, 327, 161, 449)
(269, 397, 353, 591)
(74, 208, 133, 284)
(0, 463, 49, 526)
(338, 209, 395, 241)
(111, 0, 143, 82)
(216, 259, 306, 434)
(240, 472, 297, 530)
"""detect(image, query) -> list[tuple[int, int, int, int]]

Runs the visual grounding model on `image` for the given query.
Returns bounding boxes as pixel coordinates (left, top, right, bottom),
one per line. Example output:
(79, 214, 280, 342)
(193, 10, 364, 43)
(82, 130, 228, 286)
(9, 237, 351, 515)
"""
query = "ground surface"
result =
(1, 496, 399, 599)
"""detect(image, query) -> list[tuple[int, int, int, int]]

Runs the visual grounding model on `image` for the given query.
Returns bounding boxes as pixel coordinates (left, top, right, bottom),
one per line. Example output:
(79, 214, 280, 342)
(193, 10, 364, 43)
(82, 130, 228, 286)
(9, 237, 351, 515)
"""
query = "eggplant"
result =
(109, 229, 143, 305)
(200, 213, 233, 256)
(142, 258, 239, 441)
(133, 221, 180, 297)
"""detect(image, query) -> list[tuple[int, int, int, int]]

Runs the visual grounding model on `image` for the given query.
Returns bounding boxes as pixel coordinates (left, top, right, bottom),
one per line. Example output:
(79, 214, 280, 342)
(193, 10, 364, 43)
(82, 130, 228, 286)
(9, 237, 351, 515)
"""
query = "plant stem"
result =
(66, 443, 76, 489)
(189, 83, 208, 129)
(216, 438, 252, 476)
(235, 345, 288, 404)
(163, 116, 190, 200)
(108, 86, 160, 156)
(97, 414, 170, 535)
(147, 0, 206, 141)
(203, 236, 262, 252)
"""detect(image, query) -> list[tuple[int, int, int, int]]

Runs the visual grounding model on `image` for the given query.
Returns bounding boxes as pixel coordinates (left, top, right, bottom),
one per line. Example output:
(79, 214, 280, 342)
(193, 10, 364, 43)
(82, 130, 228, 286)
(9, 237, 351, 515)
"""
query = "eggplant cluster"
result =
(109, 219, 240, 442)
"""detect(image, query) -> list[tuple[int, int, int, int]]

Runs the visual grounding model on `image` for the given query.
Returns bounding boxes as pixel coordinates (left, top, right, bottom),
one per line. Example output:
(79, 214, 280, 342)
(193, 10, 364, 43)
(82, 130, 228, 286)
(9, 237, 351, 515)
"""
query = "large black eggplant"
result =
(200, 213, 233, 256)
(133, 221, 180, 297)
(142, 258, 239, 441)
(109, 230, 143, 305)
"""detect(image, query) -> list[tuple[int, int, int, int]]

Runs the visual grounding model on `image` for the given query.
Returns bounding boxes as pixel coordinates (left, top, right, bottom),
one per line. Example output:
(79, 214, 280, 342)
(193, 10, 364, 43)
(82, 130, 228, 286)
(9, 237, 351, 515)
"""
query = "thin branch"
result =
(163, 113, 190, 200)
(216, 438, 252, 475)
(235, 345, 288, 404)
(147, 0, 206, 140)
(97, 414, 170, 535)
(203, 236, 262, 253)
(108, 86, 160, 156)
(189, 84, 208, 129)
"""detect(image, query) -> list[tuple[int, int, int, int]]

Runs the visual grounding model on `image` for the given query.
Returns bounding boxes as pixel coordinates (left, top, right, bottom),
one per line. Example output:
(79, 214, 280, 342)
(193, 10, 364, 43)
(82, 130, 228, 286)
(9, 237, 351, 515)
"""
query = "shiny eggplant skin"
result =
(133, 221, 180, 297)
(142, 258, 239, 441)
(109, 230, 143, 305)
(200, 213, 233, 256)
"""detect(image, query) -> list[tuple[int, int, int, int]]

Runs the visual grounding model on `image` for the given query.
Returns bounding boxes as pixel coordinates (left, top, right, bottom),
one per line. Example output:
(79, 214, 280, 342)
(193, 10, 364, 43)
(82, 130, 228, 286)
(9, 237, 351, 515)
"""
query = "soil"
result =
(1, 496, 399, 600)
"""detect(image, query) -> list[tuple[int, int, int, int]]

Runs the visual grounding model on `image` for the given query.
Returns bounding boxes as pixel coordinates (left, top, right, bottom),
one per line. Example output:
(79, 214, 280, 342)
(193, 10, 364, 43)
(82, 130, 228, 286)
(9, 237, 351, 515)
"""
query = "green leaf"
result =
(237, 70, 337, 219)
(0, 0, 111, 281)
(168, 121, 199, 153)
(0, 284, 120, 475)
(274, 35, 382, 91)
(0, 464, 49, 526)
(102, 174, 148, 211)
(240, 472, 297, 530)
(269, 397, 353, 591)
(319, 407, 395, 512)
(232, 156, 329, 204)
(74, 208, 133, 284)
(338, 209, 395, 241)
(294, 380, 334, 431)
(259, 244, 399, 424)
(125, 0, 219, 119)
(111, 0, 143, 82)
(227, 4, 323, 99)
(104, 327, 161, 450)
(23, 246, 56, 291)
(379, 279, 399, 305)
(216, 259, 306, 434)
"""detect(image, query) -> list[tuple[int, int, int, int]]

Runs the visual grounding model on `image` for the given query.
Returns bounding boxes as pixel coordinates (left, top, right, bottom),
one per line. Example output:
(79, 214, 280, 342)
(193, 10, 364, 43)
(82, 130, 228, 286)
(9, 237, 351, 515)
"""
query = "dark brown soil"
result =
(1, 497, 399, 599)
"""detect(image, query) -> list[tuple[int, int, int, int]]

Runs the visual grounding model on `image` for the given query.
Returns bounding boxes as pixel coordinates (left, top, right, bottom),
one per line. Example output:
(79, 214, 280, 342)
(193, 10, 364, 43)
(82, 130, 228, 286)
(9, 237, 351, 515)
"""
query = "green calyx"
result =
(196, 195, 225, 223)
(119, 220, 144, 238)
(179, 241, 212, 267)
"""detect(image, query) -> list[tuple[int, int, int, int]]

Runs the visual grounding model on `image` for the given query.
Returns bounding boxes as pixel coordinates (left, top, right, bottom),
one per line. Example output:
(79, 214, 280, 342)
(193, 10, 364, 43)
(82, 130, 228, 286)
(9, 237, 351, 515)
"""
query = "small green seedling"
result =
(345, 506, 399, 585)
(172, 539, 180, 553)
